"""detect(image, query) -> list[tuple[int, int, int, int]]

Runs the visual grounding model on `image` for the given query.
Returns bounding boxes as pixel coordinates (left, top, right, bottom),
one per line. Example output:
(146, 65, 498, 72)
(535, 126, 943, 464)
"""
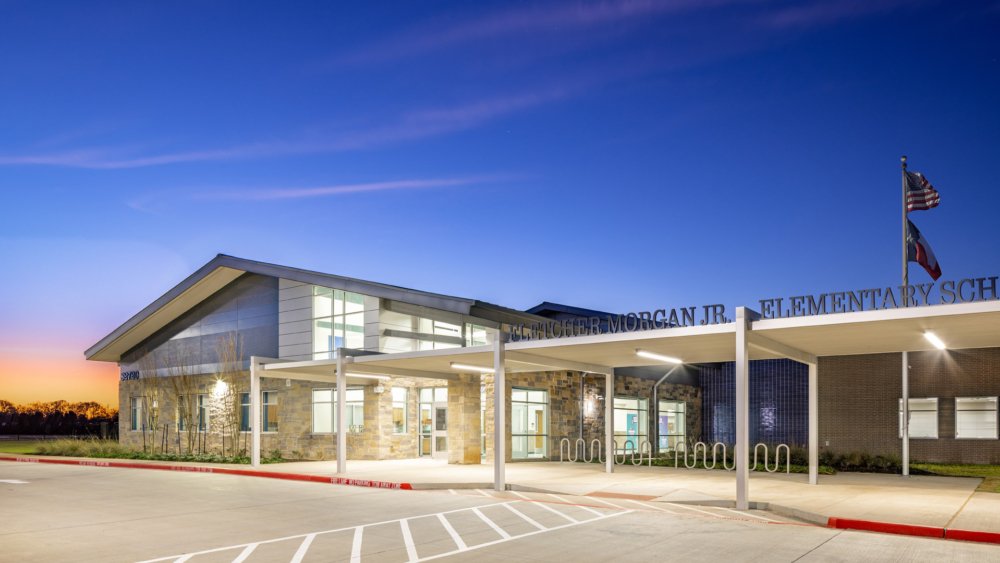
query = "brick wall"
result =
(819, 347, 1000, 464)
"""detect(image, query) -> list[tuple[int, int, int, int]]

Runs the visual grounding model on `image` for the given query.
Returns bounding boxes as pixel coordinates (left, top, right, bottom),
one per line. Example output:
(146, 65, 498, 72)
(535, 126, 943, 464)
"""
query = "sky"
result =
(1, 0, 998, 407)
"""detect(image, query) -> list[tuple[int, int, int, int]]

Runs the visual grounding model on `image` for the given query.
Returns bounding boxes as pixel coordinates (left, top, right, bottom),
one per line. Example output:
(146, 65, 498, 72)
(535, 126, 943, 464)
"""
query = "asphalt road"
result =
(1, 462, 998, 562)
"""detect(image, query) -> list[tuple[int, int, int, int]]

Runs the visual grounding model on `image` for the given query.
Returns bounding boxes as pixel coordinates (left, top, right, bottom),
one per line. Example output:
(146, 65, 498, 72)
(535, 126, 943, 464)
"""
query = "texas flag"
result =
(907, 219, 942, 280)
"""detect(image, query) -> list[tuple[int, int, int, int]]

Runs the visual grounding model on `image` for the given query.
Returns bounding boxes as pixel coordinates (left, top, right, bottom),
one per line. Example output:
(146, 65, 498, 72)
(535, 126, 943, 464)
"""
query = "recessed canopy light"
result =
(924, 331, 946, 350)
(345, 373, 391, 380)
(636, 349, 682, 364)
(450, 362, 494, 374)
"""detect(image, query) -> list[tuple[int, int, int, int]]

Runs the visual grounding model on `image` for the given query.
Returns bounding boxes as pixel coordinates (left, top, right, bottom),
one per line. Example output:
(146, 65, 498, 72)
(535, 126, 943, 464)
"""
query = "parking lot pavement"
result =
(3, 463, 1000, 562)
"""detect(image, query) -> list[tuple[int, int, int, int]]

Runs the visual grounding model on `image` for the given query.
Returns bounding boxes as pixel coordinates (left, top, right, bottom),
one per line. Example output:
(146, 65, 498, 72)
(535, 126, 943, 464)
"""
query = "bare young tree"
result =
(212, 331, 246, 458)
(136, 350, 165, 454)
(166, 350, 199, 455)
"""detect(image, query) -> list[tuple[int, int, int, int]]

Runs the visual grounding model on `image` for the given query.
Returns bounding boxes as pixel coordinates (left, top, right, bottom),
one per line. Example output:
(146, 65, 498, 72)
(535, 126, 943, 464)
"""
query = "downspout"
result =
(652, 365, 681, 457)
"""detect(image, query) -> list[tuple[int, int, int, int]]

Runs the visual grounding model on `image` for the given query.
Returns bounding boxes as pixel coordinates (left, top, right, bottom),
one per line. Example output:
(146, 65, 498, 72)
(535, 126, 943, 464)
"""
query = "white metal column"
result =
(808, 362, 818, 485)
(901, 351, 909, 476)
(250, 357, 261, 467)
(735, 307, 750, 510)
(336, 349, 347, 475)
(605, 370, 614, 474)
(493, 338, 506, 491)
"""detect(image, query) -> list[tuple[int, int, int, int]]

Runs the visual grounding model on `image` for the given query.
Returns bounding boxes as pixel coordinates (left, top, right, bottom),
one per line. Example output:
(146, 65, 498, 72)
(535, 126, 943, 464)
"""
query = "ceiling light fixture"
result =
(636, 349, 683, 364)
(924, 331, 947, 350)
(450, 362, 494, 374)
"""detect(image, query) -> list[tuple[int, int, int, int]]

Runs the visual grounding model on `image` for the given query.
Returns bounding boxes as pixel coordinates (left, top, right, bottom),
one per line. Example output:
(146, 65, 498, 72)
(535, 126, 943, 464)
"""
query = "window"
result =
(312, 287, 366, 360)
(194, 394, 208, 432)
(956, 397, 998, 439)
(658, 400, 686, 451)
(511, 388, 548, 459)
(312, 388, 364, 433)
(239, 392, 279, 432)
(614, 397, 648, 453)
(465, 324, 490, 347)
(177, 395, 191, 432)
(899, 398, 938, 439)
(130, 397, 142, 431)
(392, 387, 408, 434)
(240, 393, 250, 432)
(263, 391, 278, 432)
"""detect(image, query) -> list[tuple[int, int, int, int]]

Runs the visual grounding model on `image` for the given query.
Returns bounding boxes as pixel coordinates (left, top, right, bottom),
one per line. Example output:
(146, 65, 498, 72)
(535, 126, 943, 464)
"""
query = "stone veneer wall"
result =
(120, 370, 700, 463)
(119, 373, 430, 461)
(482, 371, 701, 462)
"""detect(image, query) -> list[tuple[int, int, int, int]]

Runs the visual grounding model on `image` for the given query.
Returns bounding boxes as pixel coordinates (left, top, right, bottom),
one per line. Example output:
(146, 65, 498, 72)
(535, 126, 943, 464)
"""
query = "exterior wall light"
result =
(636, 349, 683, 364)
(924, 331, 947, 350)
(450, 362, 494, 374)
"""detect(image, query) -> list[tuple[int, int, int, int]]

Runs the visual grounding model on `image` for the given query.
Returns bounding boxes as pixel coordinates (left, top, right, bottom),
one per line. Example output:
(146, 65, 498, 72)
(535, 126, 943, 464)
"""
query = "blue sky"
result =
(1, 1, 998, 403)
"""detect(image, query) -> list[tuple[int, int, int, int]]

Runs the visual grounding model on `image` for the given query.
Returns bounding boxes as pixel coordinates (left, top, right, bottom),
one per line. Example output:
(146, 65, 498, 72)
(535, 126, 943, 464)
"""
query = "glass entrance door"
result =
(432, 401, 448, 459)
(419, 387, 448, 458)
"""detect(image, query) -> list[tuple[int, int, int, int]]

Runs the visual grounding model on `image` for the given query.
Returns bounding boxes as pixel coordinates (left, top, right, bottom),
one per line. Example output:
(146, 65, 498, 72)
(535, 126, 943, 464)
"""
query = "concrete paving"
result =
(250, 458, 992, 531)
(3, 462, 1000, 562)
(2, 453, 996, 535)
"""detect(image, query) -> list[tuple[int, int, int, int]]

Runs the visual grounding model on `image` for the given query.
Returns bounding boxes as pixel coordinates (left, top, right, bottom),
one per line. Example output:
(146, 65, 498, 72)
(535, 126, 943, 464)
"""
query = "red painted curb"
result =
(0, 456, 412, 490)
(828, 517, 944, 538)
(945, 529, 1000, 545)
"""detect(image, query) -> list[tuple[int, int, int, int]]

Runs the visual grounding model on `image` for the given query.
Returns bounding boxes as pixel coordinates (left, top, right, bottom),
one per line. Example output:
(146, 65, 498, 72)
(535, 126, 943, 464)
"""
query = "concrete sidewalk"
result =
(4, 453, 999, 539)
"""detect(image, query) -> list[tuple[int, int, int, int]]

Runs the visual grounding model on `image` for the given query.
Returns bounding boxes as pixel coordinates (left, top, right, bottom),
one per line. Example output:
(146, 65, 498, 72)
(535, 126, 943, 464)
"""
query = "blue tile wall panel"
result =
(700, 359, 808, 446)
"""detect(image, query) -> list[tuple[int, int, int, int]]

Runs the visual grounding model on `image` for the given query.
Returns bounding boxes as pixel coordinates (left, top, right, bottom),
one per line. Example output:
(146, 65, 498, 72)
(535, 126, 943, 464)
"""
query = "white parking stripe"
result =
(547, 493, 571, 503)
(501, 503, 546, 530)
(583, 496, 629, 509)
(666, 503, 731, 518)
(290, 534, 314, 563)
(0, 479, 28, 484)
(620, 499, 680, 514)
(509, 491, 532, 500)
(436, 513, 467, 551)
(472, 507, 512, 539)
(533, 501, 577, 523)
(448, 489, 458, 495)
(171, 556, 191, 563)
(230, 543, 257, 563)
(711, 506, 781, 522)
(475, 489, 493, 498)
(400, 519, 418, 562)
(415, 509, 632, 562)
(572, 503, 605, 517)
(350, 527, 363, 563)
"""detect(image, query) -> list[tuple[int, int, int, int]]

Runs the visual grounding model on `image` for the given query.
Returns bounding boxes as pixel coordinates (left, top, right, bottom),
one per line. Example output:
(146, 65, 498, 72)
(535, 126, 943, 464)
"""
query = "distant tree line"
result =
(0, 400, 118, 438)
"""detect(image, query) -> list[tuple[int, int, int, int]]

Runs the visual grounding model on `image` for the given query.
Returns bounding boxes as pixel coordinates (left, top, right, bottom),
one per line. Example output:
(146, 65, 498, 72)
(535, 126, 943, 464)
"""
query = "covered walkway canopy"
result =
(251, 299, 1000, 510)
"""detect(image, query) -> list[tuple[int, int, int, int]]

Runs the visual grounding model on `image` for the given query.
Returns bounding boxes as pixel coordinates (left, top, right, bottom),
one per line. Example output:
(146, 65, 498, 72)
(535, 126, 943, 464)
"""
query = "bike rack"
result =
(559, 438, 577, 462)
(632, 440, 652, 466)
(752, 442, 790, 473)
(590, 439, 604, 463)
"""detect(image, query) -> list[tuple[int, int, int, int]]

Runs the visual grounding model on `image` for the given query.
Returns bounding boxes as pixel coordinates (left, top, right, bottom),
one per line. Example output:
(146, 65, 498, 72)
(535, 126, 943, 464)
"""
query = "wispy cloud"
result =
(0, 89, 569, 170)
(193, 176, 498, 202)
(333, 0, 755, 65)
(761, 0, 917, 29)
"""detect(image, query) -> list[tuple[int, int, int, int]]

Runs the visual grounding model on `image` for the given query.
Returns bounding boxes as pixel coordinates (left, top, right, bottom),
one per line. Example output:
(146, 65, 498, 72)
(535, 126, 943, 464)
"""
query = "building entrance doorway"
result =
(419, 387, 448, 459)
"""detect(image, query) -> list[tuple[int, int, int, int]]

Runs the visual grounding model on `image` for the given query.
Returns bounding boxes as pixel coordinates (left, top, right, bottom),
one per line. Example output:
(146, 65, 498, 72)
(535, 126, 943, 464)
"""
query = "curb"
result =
(827, 517, 1000, 545)
(0, 455, 412, 491)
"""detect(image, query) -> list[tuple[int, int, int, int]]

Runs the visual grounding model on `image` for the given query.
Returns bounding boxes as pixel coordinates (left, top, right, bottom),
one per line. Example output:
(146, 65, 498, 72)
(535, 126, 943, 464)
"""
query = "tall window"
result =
(239, 392, 280, 432)
(956, 397, 998, 439)
(392, 387, 407, 434)
(263, 391, 278, 432)
(657, 400, 686, 451)
(614, 397, 648, 453)
(899, 397, 938, 439)
(511, 388, 548, 459)
(465, 324, 489, 347)
(312, 287, 365, 360)
(130, 397, 142, 431)
(196, 394, 208, 432)
(312, 388, 364, 433)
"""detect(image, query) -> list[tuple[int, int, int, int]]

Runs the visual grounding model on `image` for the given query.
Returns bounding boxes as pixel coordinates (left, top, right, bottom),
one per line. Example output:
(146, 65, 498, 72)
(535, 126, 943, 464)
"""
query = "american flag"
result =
(905, 170, 940, 211)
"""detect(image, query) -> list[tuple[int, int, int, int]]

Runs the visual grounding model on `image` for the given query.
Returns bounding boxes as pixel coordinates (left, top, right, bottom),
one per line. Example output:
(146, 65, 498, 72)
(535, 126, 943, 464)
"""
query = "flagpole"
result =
(901, 155, 910, 477)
